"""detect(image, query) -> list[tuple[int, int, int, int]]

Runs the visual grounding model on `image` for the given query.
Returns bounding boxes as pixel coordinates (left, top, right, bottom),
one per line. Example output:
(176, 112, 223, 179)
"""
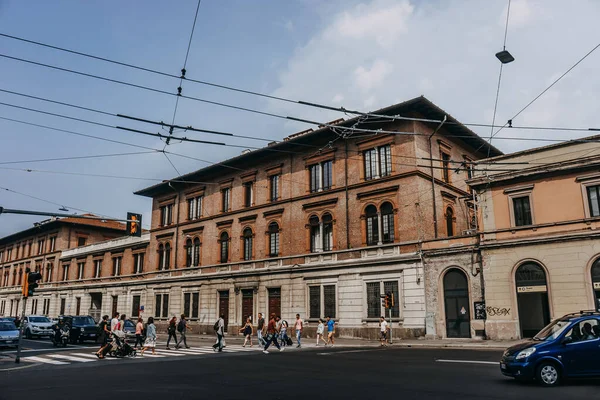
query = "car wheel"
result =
(536, 362, 561, 387)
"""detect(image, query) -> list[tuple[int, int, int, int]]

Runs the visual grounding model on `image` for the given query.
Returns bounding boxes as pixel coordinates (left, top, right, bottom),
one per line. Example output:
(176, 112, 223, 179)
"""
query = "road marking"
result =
(138, 353, 166, 358)
(2, 346, 98, 354)
(71, 353, 118, 360)
(22, 356, 69, 365)
(151, 350, 186, 356)
(436, 359, 498, 365)
(46, 354, 95, 362)
(317, 349, 378, 356)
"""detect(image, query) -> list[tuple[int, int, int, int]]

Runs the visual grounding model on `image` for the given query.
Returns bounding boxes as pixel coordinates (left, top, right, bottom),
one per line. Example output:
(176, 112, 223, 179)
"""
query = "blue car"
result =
(500, 311, 600, 386)
(0, 320, 20, 348)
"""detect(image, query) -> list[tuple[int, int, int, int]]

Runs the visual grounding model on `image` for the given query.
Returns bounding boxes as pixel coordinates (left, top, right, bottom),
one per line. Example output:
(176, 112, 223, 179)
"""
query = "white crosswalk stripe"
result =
(21, 346, 268, 366)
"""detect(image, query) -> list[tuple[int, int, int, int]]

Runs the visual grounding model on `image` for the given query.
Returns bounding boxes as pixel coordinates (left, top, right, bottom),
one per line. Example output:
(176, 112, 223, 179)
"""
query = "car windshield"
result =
(533, 319, 571, 341)
(29, 316, 51, 323)
(0, 322, 17, 331)
(124, 320, 134, 328)
(72, 317, 95, 325)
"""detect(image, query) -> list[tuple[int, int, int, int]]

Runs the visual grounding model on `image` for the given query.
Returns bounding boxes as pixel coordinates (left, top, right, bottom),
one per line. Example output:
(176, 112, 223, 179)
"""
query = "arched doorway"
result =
(592, 259, 600, 311)
(443, 269, 471, 338)
(516, 262, 550, 337)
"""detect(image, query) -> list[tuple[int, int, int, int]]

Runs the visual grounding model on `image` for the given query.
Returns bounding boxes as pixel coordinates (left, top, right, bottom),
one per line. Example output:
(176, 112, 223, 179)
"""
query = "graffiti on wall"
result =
(486, 306, 511, 316)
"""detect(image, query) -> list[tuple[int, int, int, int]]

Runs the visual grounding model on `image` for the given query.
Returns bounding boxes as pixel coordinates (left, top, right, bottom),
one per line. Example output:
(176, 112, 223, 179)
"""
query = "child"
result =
(239, 317, 253, 347)
(316, 319, 325, 346)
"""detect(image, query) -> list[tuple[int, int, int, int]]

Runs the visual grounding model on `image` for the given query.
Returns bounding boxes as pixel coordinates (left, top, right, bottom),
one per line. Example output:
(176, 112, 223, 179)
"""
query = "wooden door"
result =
(241, 289, 254, 326)
(218, 290, 229, 332)
(268, 288, 281, 318)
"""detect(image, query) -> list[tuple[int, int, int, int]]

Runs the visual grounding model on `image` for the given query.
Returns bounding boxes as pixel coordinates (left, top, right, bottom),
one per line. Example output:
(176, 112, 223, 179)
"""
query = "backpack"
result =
(213, 320, 220, 331)
(177, 320, 185, 333)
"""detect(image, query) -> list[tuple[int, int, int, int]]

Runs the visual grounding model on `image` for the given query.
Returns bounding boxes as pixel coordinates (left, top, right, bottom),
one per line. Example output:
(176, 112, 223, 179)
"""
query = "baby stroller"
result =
(108, 331, 136, 358)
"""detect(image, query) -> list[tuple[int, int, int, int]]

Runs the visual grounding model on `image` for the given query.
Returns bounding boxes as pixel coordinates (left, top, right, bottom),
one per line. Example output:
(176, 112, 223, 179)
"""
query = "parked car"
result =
(122, 319, 137, 342)
(60, 315, 98, 344)
(22, 315, 54, 339)
(0, 320, 19, 348)
(500, 311, 600, 386)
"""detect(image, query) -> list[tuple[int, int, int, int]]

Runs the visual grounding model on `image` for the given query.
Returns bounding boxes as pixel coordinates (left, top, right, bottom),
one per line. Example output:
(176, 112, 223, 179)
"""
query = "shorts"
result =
(380, 331, 387, 340)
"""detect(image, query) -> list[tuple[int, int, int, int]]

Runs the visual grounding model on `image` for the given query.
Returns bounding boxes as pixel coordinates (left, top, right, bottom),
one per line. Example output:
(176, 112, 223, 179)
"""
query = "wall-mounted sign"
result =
(594, 282, 600, 290)
(517, 285, 547, 293)
(474, 301, 486, 320)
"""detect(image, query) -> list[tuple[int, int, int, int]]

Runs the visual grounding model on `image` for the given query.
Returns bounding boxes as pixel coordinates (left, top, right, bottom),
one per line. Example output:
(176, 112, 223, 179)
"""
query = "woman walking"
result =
(239, 317, 253, 347)
(166, 316, 177, 349)
(95, 315, 110, 359)
(134, 317, 144, 349)
(316, 319, 325, 346)
(140, 317, 156, 356)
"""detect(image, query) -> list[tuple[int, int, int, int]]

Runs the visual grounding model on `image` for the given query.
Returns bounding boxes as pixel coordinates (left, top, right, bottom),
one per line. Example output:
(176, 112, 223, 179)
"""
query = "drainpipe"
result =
(344, 141, 350, 249)
(168, 182, 180, 269)
(427, 115, 447, 239)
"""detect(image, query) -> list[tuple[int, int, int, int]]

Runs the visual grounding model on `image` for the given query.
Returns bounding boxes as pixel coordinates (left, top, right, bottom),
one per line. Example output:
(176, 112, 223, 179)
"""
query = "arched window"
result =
(365, 205, 379, 246)
(268, 222, 280, 257)
(220, 232, 229, 263)
(446, 207, 454, 237)
(309, 215, 320, 253)
(158, 243, 164, 270)
(381, 202, 395, 243)
(193, 238, 201, 266)
(243, 228, 253, 261)
(185, 239, 193, 268)
(164, 243, 171, 269)
(322, 213, 333, 251)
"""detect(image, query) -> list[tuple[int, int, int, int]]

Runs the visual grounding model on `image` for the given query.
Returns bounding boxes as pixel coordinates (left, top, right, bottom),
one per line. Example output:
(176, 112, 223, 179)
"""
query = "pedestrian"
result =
(95, 315, 110, 358)
(110, 312, 120, 332)
(325, 316, 336, 346)
(212, 315, 225, 352)
(175, 314, 191, 349)
(166, 316, 177, 349)
(134, 317, 144, 349)
(278, 316, 289, 347)
(140, 317, 156, 356)
(256, 312, 266, 346)
(294, 314, 303, 348)
(239, 317, 253, 347)
(262, 313, 284, 354)
(379, 316, 389, 347)
(316, 318, 325, 346)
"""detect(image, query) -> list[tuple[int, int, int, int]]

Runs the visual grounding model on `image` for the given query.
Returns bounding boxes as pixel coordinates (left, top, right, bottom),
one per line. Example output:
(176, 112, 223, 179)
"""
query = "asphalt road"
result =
(0, 346, 598, 399)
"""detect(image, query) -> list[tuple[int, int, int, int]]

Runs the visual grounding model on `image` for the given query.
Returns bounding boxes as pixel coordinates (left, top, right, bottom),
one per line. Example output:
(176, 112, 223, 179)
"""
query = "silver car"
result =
(23, 315, 54, 339)
(0, 320, 19, 347)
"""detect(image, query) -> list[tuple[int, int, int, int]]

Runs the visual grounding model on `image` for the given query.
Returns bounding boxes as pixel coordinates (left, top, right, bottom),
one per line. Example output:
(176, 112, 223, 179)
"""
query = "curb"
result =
(392, 343, 508, 350)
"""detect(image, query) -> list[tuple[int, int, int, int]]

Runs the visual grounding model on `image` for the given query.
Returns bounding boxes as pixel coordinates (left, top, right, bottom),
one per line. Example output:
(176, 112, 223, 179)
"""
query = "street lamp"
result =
(496, 49, 515, 64)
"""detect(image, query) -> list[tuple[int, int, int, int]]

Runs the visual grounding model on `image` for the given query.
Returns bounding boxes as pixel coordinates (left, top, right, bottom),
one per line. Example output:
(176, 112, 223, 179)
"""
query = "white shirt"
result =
(380, 320, 388, 332)
(317, 323, 324, 334)
(110, 318, 119, 332)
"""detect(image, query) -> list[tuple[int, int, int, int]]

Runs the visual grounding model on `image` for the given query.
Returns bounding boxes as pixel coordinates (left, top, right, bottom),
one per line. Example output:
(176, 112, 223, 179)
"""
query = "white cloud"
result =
(268, 0, 600, 154)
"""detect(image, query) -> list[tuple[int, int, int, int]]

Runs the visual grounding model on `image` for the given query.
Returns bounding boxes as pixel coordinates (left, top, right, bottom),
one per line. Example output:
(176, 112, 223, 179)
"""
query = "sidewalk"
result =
(157, 333, 522, 350)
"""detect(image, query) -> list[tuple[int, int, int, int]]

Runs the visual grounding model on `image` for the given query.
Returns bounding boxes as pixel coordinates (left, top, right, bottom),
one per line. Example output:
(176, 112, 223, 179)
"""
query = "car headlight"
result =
(515, 347, 536, 360)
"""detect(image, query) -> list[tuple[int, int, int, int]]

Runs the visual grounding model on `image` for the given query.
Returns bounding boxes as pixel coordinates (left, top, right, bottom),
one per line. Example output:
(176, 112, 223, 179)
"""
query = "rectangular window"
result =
(513, 196, 532, 226)
(323, 285, 336, 318)
(441, 152, 451, 183)
(77, 237, 87, 247)
(587, 185, 600, 217)
(77, 262, 85, 280)
(364, 148, 377, 180)
(49, 237, 56, 252)
(187, 196, 203, 220)
(378, 145, 392, 177)
(112, 296, 118, 316)
(221, 188, 231, 212)
(43, 298, 50, 315)
(309, 286, 321, 319)
(94, 260, 102, 278)
(37, 239, 45, 255)
(383, 281, 400, 319)
(155, 294, 169, 319)
(309, 161, 333, 192)
(60, 298, 66, 315)
(62, 264, 69, 281)
(309, 164, 320, 192)
(183, 293, 191, 319)
(183, 292, 199, 319)
(160, 204, 173, 226)
(75, 297, 81, 315)
(132, 295, 141, 318)
(134, 253, 144, 274)
(269, 175, 280, 201)
(322, 160, 332, 190)
(7, 248, 12, 261)
(243, 182, 253, 208)
(112, 257, 122, 276)
(367, 282, 381, 318)
(31, 299, 38, 315)
(0, 251, 3, 263)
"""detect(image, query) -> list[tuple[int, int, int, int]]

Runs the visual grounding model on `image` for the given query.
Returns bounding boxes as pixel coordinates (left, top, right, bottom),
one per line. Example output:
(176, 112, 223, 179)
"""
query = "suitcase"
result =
(286, 336, 293, 346)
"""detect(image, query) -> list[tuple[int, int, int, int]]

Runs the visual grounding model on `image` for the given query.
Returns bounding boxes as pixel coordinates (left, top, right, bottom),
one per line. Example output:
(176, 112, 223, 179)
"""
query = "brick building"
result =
(0, 96, 502, 339)
(0, 215, 127, 317)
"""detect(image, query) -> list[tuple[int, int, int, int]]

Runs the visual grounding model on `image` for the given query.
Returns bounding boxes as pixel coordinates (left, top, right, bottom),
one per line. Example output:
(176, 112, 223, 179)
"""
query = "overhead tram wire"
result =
(3, 51, 599, 137)
(0, 151, 157, 165)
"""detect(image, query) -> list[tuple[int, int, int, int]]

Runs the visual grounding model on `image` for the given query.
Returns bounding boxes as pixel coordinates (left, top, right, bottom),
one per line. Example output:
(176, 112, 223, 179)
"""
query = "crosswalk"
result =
(22, 346, 261, 366)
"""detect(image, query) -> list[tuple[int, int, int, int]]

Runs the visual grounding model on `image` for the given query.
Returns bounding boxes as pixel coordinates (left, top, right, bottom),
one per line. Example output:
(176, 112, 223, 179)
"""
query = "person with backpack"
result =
(212, 315, 225, 352)
(166, 316, 177, 350)
(239, 317, 253, 347)
(262, 313, 284, 354)
(256, 313, 266, 347)
(278, 316, 290, 347)
(175, 314, 191, 349)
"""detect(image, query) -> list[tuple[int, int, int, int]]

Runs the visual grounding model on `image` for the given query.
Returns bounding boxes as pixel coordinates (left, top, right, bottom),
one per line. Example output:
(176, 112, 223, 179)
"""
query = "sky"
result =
(0, 0, 599, 237)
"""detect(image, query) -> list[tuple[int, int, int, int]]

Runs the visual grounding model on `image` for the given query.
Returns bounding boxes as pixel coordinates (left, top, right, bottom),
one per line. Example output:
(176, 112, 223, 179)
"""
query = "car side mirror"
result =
(562, 336, 573, 345)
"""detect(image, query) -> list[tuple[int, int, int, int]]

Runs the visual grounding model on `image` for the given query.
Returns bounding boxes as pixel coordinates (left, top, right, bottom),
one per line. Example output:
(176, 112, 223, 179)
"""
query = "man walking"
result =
(256, 313, 266, 347)
(212, 315, 225, 352)
(294, 314, 303, 348)
(175, 314, 191, 349)
(263, 313, 284, 354)
(325, 316, 336, 346)
(379, 316, 389, 346)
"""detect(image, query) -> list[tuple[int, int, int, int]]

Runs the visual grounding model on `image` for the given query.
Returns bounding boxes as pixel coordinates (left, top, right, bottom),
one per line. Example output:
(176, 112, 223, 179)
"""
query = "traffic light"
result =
(390, 292, 395, 308)
(21, 270, 29, 297)
(26, 270, 42, 297)
(381, 293, 390, 309)
(127, 212, 142, 237)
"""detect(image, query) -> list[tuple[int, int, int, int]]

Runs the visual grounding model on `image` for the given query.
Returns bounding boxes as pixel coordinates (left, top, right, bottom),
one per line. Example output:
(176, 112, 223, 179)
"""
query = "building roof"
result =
(0, 214, 127, 245)
(135, 96, 503, 198)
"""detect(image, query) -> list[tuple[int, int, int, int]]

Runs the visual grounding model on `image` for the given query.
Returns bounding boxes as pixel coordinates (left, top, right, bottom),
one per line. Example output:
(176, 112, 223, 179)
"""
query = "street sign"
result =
(517, 285, 547, 293)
